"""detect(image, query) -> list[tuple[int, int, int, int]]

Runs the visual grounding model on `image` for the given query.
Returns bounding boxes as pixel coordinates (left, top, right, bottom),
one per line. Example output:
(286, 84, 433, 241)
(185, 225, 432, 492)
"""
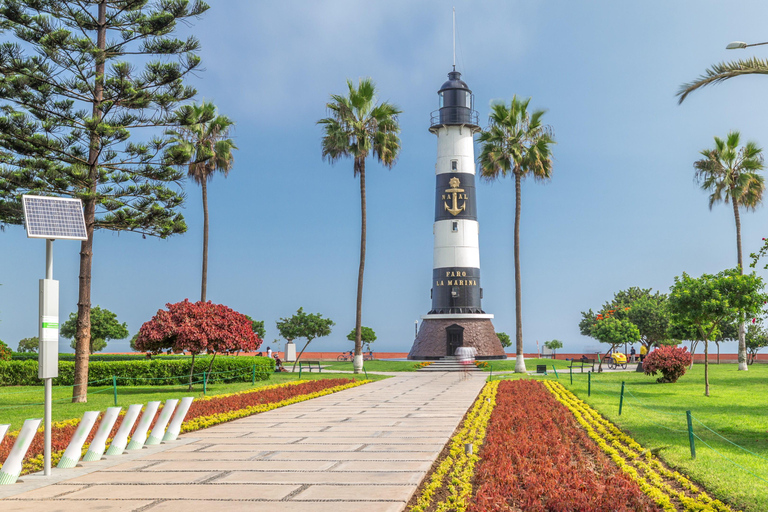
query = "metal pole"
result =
(588, 371, 591, 396)
(619, 381, 625, 415)
(203, 371, 207, 395)
(44, 239, 53, 476)
(112, 375, 118, 406)
(252, 364, 256, 385)
(686, 410, 696, 459)
(552, 365, 559, 379)
(569, 366, 573, 385)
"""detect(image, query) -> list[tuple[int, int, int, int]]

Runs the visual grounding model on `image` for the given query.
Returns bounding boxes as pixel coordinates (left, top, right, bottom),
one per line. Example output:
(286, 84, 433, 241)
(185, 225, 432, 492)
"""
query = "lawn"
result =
(320, 360, 422, 372)
(542, 363, 768, 512)
(481, 357, 573, 372)
(0, 372, 386, 431)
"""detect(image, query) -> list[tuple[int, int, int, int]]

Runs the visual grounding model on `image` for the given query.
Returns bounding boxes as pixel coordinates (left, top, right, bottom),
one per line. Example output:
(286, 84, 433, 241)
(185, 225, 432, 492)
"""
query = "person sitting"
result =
(273, 354, 287, 372)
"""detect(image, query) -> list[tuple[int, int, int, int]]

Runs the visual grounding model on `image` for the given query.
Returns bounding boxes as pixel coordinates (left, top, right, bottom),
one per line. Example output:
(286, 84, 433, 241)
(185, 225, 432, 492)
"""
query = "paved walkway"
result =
(2, 372, 486, 512)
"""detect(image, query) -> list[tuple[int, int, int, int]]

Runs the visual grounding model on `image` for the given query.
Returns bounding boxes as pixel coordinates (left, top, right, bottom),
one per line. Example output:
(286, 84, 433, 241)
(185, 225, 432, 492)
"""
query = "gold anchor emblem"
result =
(444, 176, 466, 216)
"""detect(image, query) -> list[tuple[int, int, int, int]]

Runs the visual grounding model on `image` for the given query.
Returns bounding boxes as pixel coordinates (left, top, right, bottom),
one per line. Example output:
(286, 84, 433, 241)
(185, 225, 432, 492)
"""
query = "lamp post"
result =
(726, 41, 768, 50)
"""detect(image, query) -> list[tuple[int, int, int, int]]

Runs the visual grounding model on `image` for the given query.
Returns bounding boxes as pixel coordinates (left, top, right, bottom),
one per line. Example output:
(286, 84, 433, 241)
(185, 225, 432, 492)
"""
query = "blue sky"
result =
(2, 1, 768, 355)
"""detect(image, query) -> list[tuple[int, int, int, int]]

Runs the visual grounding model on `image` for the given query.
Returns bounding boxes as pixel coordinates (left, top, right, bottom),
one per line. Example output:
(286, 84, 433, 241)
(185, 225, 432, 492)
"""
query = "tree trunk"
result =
(291, 339, 312, 372)
(704, 340, 710, 397)
(201, 179, 209, 303)
(513, 171, 525, 373)
(732, 196, 748, 371)
(689, 340, 698, 370)
(353, 158, 366, 374)
(73, 1, 107, 403)
(187, 352, 196, 391)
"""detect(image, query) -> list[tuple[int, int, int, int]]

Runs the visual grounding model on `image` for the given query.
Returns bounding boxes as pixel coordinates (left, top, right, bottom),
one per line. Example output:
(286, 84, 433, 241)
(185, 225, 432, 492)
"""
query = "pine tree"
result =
(0, 0, 209, 402)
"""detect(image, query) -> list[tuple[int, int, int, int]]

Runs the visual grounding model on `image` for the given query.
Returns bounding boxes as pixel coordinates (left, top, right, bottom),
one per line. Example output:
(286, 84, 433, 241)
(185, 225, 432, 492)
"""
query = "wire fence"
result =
(551, 368, 768, 488)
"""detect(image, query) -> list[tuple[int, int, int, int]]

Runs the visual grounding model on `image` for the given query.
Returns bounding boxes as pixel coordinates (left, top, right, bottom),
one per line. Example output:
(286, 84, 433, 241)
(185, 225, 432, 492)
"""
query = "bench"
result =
(298, 360, 322, 373)
(567, 357, 595, 373)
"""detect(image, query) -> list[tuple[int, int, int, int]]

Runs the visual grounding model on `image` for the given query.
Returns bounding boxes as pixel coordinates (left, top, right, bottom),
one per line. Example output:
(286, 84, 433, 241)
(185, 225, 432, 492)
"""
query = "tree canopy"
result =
(16, 336, 38, 353)
(496, 332, 512, 348)
(347, 326, 376, 351)
(61, 306, 128, 353)
(276, 307, 334, 369)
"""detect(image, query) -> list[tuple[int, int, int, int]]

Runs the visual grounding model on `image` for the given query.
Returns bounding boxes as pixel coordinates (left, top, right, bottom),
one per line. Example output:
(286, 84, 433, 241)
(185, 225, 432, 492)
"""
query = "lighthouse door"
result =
(445, 324, 465, 356)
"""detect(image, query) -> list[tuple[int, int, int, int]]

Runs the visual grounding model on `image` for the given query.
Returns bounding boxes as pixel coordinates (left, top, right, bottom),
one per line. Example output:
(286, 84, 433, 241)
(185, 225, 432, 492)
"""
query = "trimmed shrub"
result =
(0, 356, 274, 386)
(643, 345, 691, 383)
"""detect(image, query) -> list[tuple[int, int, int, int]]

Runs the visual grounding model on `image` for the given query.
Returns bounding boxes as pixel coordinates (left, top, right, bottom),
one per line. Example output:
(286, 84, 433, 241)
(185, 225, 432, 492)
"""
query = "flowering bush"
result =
(414, 361, 432, 369)
(643, 346, 691, 383)
(474, 361, 489, 369)
(0, 340, 12, 360)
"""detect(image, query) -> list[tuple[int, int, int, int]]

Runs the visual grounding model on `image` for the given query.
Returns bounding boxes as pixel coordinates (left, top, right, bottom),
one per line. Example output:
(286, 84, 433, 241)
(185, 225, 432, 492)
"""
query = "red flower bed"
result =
(467, 380, 660, 512)
(0, 379, 355, 473)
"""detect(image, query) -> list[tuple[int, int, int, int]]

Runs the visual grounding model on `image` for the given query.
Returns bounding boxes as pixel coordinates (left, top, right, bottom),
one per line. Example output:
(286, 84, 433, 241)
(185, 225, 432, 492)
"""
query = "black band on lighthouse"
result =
(435, 173, 477, 222)
(430, 267, 484, 314)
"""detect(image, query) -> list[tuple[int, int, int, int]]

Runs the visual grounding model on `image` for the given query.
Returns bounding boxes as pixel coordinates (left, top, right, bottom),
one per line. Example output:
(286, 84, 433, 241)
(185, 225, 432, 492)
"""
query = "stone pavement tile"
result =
(297, 436, 446, 444)
(141, 451, 257, 461)
(268, 451, 438, 461)
(8, 484, 86, 499)
(60, 471, 218, 484)
(217, 470, 423, 485)
(148, 500, 405, 512)
(360, 444, 443, 453)
(1, 500, 155, 512)
(332, 460, 433, 472)
(100, 460, 158, 472)
(198, 443, 364, 452)
(292, 483, 416, 501)
(62, 483, 300, 500)
(146, 460, 337, 471)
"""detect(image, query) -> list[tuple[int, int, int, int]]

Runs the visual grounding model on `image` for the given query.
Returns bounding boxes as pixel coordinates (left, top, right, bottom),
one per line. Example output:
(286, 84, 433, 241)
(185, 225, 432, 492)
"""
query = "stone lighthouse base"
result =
(408, 314, 507, 360)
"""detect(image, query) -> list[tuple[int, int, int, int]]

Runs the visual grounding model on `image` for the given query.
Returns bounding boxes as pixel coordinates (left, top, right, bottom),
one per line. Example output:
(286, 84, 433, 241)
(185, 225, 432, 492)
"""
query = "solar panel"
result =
(22, 195, 88, 241)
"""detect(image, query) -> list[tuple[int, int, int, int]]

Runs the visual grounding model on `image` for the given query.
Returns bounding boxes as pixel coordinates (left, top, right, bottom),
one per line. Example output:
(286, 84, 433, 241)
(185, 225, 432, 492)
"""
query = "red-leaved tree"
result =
(136, 300, 261, 388)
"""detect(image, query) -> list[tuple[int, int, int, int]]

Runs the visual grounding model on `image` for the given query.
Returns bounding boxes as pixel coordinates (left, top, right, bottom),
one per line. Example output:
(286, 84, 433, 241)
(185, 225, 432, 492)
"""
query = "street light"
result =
(726, 40, 768, 50)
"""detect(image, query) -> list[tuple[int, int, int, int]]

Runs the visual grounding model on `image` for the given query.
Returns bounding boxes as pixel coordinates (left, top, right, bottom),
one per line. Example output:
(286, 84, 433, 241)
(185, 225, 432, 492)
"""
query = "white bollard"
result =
(57, 411, 99, 469)
(145, 399, 178, 445)
(82, 407, 122, 462)
(105, 404, 142, 455)
(163, 397, 194, 442)
(125, 401, 160, 450)
(0, 424, 9, 445)
(0, 418, 42, 485)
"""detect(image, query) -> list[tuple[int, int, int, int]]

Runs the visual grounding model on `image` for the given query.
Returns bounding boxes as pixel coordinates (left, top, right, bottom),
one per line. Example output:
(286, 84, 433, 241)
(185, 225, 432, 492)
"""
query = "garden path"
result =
(1, 372, 485, 512)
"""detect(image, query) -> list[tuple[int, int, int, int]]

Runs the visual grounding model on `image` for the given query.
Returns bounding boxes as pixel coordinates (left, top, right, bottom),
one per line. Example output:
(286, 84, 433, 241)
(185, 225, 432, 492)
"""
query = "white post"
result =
(106, 404, 142, 455)
(82, 407, 122, 461)
(0, 424, 9, 444)
(0, 418, 42, 484)
(163, 397, 194, 442)
(57, 411, 99, 469)
(126, 401, 160, 450)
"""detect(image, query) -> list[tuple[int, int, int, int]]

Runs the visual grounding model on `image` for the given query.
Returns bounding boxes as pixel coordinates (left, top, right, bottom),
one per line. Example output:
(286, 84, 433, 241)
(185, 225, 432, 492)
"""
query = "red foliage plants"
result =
(643, 346, 692, 383)
(467, 380, 660, 512)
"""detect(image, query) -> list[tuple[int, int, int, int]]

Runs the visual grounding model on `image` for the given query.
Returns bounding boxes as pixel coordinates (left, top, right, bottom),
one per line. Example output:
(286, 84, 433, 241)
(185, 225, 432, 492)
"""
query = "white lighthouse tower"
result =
(408, 68, 506, 360)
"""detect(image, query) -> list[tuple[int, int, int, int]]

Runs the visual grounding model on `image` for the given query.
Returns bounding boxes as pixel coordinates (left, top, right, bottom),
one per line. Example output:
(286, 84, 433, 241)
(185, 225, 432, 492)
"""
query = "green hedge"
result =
(0, 356, 275, 386)
(11, 352, 199, 362)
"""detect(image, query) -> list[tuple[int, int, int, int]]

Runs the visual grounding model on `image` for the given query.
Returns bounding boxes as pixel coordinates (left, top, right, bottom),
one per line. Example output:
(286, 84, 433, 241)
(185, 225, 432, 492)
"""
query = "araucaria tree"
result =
(479, 96, 555, 373)
(0, 1, 209, 402)
(667, 269, 766, 396)
(166, 101, 236, 302)
(318, 78, 401, 374)
(61, 306, 128, 353)
(276, 308, 334, 371)
(136, 299, 261, 389)
(693, 131, 765, 371)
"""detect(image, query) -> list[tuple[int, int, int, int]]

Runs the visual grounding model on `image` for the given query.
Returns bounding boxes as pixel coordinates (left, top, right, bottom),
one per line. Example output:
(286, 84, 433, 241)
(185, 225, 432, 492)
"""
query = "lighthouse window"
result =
(452, 221, 458, 232)
(439, 92, 444, 108)
(451, 160, 458, 171)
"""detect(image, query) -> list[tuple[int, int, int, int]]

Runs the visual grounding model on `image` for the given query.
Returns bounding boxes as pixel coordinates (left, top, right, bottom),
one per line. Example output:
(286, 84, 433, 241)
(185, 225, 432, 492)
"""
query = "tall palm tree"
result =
(166, 101, 237, 302)
(318, 78, 401, 374)
(678, 57, 768, 104)
(478, 96, 555, 373)
(694, 131, 765, 371)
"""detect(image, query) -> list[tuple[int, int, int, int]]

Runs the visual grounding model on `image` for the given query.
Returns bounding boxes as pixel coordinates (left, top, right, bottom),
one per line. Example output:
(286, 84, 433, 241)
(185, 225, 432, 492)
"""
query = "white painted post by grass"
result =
(57, 411, 99, 469)
(0, 424, 9, 445)
(82, 407, 121, 462)
(105, 403, 142, 455)
(0, 418, 41, 485)
(163, 397, 193, 442)
(125, 401, 160, 450)
(146, 399, 178, 445)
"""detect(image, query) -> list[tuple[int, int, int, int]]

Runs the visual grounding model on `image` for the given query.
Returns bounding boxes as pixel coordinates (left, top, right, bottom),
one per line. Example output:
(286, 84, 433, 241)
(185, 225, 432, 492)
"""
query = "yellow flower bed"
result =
(544, 380, 737, 512)
(409, 381, 498, 512)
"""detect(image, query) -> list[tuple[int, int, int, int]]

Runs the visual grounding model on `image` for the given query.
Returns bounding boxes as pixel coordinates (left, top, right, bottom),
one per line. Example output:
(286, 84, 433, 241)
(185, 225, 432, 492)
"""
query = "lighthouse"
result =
(408, 69, 506, 360)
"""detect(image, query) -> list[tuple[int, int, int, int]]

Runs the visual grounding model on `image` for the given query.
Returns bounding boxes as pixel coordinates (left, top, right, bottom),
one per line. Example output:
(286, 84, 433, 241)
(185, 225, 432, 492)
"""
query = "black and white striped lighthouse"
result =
(408, 69, 506, 360)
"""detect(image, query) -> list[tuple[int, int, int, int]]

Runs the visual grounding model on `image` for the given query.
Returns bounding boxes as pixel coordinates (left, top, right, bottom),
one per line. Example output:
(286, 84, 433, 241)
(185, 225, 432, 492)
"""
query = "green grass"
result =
(482, 357, 573, 372)
(0, 372, 386, 431)
(321, 360, 423, 372)
(529, 363, 768, 512)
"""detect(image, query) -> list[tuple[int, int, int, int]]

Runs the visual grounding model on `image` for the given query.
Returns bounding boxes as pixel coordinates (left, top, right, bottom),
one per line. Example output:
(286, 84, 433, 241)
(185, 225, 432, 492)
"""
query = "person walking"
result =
(630, 346, 637, 363)
(267, 346, 272, 358)
(640, 345, 647, 362)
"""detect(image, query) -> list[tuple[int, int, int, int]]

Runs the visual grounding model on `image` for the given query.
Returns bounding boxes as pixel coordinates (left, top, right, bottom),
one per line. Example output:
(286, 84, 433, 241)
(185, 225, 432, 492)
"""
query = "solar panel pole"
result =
(42, 239, 55, 476)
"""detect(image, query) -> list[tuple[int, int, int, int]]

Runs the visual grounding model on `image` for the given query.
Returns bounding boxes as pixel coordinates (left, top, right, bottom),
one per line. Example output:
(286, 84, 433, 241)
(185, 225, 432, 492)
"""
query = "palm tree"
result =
(318, 78, 401, 374)
(478, 96, 555, 373)
(694, 131, 765, 371)
(166, 101, 237, 302)
(678, 57, 768, 104)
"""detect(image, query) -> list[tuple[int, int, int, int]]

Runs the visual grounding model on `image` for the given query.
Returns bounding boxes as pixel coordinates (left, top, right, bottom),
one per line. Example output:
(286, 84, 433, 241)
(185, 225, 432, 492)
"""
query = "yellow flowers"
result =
(544, 381, 737, 512)
(409, 381, 498, 512)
